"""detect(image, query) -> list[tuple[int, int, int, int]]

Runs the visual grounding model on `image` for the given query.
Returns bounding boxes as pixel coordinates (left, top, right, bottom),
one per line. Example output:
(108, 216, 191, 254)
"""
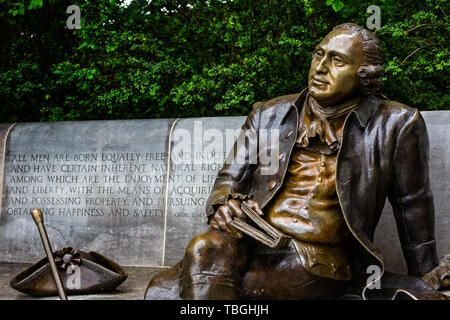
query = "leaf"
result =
(332, 0, 344, 12)
(28, 0, 43, 10)
(106, 45, 117, 53)
(77, 42, 89, 50)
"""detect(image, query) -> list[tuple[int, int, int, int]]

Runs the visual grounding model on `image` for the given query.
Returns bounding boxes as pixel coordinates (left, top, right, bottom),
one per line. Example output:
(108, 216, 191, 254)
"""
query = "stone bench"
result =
(0, 111, 449, 299)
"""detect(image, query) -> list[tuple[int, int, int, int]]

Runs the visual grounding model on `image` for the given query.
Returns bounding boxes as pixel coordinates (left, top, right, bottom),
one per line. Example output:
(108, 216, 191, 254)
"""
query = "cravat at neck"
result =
(309, 94, 362, 119)
(297, 94, 361, 152)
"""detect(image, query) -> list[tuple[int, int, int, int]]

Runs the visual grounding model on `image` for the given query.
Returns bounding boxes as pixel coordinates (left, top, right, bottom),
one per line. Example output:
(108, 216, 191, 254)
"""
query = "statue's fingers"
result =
(228, 225, 243, 239)
(218, 205, 233, 224)
(227, 199, 244, 219)
(215, 216, 231, 233)
(246, 199, 264, 216)
(210, 220, 219, 230)
(214, 205, 243, 238)
(215, 209, 235, 235)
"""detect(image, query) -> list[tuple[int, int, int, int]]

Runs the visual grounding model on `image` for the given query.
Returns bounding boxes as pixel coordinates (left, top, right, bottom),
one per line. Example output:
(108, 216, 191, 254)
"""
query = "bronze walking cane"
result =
(30, 209, 68, 300)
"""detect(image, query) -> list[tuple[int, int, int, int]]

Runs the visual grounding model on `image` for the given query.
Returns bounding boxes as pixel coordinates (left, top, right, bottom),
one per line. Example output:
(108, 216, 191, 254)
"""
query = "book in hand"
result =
(229, 201, 291, 249)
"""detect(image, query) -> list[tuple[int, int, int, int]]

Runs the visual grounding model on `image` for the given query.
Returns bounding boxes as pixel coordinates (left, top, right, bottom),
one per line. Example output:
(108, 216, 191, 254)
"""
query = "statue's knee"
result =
(184, 230, 237, 262)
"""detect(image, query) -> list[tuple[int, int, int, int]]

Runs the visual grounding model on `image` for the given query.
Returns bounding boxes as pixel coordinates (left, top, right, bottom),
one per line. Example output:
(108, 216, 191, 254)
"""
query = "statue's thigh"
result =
(242, 243, 347, 299)
(182, 229, 252, 273)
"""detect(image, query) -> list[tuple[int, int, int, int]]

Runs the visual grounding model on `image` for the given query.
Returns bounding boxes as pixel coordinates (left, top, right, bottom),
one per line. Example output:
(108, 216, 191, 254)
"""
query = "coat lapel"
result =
(351, 94, 384, 128)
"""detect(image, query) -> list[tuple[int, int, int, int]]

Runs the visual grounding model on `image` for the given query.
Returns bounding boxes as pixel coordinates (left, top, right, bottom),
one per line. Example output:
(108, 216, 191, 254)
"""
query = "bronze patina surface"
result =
(145, 23, 448, 300)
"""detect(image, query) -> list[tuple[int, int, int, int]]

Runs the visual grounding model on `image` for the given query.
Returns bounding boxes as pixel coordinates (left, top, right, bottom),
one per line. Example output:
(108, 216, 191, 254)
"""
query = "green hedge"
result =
(0, 0, 448, 122)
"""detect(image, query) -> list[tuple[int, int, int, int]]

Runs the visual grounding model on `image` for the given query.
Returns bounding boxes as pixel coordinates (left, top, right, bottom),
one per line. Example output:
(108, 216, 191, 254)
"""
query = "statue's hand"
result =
(210, 199, 263, 238)
(242, 199, 264, 216)
(210, 199, 244, 238)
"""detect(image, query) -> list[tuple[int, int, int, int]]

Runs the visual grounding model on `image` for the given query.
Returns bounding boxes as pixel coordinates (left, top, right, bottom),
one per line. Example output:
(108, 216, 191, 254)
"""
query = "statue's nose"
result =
(315, 56, 329, 74)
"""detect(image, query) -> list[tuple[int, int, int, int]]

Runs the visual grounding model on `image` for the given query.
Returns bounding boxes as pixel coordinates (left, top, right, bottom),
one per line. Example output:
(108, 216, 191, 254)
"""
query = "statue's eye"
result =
(333, 56, 345, 66)
(313, 50, 324, 59)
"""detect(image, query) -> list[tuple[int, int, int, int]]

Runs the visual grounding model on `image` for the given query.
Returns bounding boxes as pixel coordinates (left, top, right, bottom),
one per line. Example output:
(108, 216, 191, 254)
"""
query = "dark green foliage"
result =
(0, 0, 448, 122)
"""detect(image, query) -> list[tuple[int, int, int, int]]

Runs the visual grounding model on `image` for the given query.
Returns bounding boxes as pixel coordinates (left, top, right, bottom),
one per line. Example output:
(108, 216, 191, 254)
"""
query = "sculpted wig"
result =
(332, 23, 385, 94)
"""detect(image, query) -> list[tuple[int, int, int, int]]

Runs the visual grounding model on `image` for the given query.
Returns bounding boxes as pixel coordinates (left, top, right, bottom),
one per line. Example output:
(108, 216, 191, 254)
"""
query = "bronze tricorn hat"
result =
(10, 247, 128, 297)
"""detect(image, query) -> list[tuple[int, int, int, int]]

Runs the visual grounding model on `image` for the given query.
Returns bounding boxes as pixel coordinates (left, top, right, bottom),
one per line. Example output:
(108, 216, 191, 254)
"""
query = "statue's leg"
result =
(242, 243, 348, 299)
(144, 261, 182, 300)
(180, 229, 251, 300)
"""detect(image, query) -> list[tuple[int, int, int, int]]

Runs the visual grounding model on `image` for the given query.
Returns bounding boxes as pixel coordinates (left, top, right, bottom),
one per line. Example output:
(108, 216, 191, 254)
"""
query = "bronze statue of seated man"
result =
(145, 23, 448, 300)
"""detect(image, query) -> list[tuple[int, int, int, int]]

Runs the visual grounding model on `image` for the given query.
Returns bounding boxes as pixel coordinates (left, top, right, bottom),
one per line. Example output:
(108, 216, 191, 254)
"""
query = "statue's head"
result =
(308, 23, 384, 106)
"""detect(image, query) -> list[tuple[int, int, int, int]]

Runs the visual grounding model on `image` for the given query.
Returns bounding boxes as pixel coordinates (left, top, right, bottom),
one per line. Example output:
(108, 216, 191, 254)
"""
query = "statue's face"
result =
(308, 29, 364, 106)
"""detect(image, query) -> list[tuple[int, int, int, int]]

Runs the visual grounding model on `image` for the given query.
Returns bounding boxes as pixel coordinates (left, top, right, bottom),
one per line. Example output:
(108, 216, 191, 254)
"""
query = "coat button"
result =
(285, 130, 293, 139)
(278, 152, 284, 161)
(268, 181, 277, 191)
(317, 177, 323, 183)
(320, 162, 326, 167)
